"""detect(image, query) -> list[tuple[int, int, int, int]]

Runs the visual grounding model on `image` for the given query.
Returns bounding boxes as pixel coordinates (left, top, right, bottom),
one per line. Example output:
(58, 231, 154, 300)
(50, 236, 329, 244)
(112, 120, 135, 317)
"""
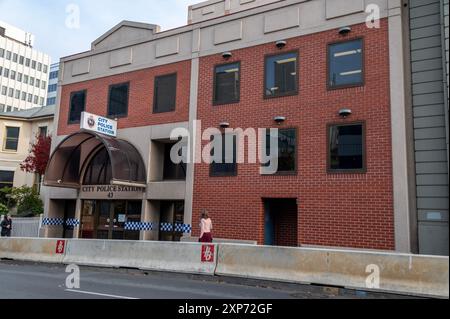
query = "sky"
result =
(0, 0, 203, 63)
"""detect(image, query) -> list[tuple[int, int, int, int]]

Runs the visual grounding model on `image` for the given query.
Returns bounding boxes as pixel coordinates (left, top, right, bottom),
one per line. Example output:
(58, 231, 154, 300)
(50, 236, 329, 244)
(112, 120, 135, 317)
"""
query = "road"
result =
(0, 260, 411, 299)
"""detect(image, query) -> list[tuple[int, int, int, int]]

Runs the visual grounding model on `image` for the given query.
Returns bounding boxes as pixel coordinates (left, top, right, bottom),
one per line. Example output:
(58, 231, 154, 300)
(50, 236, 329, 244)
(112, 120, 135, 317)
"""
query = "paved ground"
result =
(0, 260, 414, 299)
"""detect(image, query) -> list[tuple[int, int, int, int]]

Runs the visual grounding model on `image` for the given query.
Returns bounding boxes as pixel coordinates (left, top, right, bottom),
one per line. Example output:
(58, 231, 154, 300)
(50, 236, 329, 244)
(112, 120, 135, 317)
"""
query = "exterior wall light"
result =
(338, 26, 352, 36)
(275, 40, 287, 49)
(219, 122, 230, 128)
(274, 116, 286, 124)
(222, 52, 232, 59)
(339, 109, 352, 118)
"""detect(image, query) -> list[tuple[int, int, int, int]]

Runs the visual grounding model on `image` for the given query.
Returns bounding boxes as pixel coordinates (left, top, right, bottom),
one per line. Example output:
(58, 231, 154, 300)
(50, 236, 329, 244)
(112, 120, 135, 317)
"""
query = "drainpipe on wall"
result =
(440, 0, 449, 171)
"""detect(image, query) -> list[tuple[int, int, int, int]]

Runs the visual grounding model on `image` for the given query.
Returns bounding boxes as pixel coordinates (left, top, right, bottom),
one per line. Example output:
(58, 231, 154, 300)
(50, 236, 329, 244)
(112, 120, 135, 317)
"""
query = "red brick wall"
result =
(192, 19, 395, 250)
(58, 60, 191, 136)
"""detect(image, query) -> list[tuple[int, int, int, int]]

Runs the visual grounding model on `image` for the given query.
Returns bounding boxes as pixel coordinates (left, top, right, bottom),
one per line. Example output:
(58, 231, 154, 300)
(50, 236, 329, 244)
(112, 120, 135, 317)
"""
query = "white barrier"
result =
(63, 239, 217, 275)
(215, 244, 449, 298)
(0, 237, 65, 263)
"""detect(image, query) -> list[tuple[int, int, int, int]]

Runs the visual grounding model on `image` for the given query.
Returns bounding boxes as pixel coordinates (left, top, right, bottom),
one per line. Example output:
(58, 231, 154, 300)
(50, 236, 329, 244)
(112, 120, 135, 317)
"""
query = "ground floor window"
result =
(0, 170, 14, 189)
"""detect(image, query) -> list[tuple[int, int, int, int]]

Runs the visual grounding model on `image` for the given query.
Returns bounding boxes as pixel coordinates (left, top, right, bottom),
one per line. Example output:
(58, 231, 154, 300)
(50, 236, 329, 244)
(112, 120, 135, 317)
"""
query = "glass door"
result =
(96, 201, 111, 239)
(111, 201, 126, 240)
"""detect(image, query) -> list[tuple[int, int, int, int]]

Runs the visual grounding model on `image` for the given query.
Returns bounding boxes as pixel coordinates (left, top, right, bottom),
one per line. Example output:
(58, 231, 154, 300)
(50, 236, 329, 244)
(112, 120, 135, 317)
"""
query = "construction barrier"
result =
(0, 238, 448, 297)
(215, 244, 449, 298)
(0, 237, 66, 264)
(63, 239, 217, 275)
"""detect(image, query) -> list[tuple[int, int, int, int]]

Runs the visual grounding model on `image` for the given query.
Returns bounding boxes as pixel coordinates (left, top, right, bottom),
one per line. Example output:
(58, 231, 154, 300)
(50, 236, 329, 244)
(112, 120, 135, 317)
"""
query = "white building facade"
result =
(0, 20, 51, 112)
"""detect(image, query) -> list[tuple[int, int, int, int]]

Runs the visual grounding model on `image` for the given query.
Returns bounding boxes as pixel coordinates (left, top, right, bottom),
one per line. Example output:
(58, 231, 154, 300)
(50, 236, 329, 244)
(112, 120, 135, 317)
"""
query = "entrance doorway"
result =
(264, 198, 298, 247)
(81, 200, 142, 240)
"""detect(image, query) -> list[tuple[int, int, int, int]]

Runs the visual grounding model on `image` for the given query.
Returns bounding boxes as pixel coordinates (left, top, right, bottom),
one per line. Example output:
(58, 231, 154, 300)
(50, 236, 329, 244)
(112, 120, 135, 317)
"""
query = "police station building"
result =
(41, 0, 449, 255)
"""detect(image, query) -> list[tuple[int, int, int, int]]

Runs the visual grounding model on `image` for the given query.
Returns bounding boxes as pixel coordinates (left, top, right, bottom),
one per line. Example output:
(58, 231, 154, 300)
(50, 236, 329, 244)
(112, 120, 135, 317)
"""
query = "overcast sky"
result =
(0, 0, 203, 63)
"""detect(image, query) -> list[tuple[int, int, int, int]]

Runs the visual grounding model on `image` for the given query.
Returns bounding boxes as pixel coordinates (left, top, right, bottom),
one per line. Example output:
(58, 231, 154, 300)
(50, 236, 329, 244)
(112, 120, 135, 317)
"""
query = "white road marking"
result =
(65, 289, 139, 299)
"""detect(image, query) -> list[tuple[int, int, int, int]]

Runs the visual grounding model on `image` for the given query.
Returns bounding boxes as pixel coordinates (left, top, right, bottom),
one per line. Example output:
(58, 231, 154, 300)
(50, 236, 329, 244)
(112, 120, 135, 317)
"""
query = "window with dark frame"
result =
(108, 83, 129, 118)
(39, 126, 48, 137)
(0, 171, 14, 189)
(153, 74, 177, 113)
(265, 52, 298, 97)
(68, 90, 86, 124)
(264, 128, 297, 174)
(210, 134, 237, 177)
(328, 39, 363, 88)
(3, 126, 20, 151)
(163, 143, 187, 181)
(214, 62, 240, 104)
(328, 123, 364, 172)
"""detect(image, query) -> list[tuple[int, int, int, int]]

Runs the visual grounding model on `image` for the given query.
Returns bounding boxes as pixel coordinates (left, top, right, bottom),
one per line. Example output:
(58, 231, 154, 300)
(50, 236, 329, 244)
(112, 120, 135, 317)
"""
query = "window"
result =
(153, 74, 177, 113)
(12, 53, 18, 62)
(264, 52, 298, 97)
(40, 97, 44, 106)
(33, 95, 38, 104)
(36, 79, 40, 88)
(0, 171, 14, 189)
(264, 128, 297, 174)
(49, 71, 59, 79)
(19, 56, 24, 65)
(210, 134, 237, 177)
(6, 105, 12, 112)
(8, 88, 14, 97)
(15, 90, 20, 99)
(68, 90, 86, 124)
(21, 92, 26, 101)
(6, 51, 11, 60)
(3, 126, 20, 151)
(0, 48, 4, 58)
(27, 93, 32, 102)
(328, 39, 363, 88)
(31, 60, 36, 69)
(29, 77, 35, 86)
(39, 126, 48, 137)
(48, 84, 57, 92)
(10, 70, 15, 80)
(25, 58, 30, 67)
(37, 62, 42, 71)
(108, 83, 129, 118)
(23, 75, 29, 84)
(0, 104, 4, 112)
(328, 123, 365, 172)
(214, 62, 240, 105)
(3, 68, 9, 78)
(0, 67, 2, 76)
(41, 81, 47, 90)
(17, 73, 22, 82)
(46, 97, 56, 105)
(1, 86, 6, 96)
(43, 65, 48, 73)
(163, 143, 186, 180)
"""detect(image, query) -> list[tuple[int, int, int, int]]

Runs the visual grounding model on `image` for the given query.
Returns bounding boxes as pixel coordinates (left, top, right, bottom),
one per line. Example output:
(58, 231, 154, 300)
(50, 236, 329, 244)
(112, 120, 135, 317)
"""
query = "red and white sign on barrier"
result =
(201, 245, 215, 263)
(55, 240, 66, 254)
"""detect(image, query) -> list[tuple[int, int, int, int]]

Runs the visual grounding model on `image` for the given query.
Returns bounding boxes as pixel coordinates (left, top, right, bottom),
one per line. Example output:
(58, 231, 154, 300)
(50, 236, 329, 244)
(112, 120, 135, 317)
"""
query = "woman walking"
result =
(199, 210, 213, 243)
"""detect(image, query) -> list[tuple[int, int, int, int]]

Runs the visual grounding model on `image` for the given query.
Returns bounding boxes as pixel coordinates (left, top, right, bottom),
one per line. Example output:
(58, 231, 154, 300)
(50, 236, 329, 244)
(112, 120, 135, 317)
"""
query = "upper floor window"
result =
(328, 39, 363, 89)
(210, 134, 237, 177)
(48, 84, 57, 92)
(5, 51, 11, 60)
(12, 53, 18, 63)
(37, 62, 42, 72)
(328, 123, 365, 172)
(69, 90, 86, 124)
(25, 58, 30, 67)
(39, 126, 48, 137)
(19, 56, 24, 65)
(108, 83, 129, 118)
(49, 71, 59, 80)
(214, 62, 240, 105)
(3, 126, 20, 152)
(31, 60, 36, 69)
(0, 48, 4, 58)
(47, 97, 56, 106)
(153, 74, 177, 113)
(0, 104, 4, 112)
(264, 52, 298, 98)
(43, 65, 48, 74)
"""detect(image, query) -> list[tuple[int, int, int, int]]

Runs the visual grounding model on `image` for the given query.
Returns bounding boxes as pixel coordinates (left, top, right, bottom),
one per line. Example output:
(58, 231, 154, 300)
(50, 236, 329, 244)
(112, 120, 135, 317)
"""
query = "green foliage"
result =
(0, 187, 16, 208)
(0, 203, 8, 215)
(10, 186, 43, 216)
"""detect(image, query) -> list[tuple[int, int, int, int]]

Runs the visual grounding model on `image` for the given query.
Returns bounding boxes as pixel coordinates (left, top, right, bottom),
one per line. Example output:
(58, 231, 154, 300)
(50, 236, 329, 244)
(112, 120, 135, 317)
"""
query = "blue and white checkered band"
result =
(65, 219, 80, 227)
(174, 223, 192, 233)
(160, 222, 173, 232)
(124, 222, 153, 231)
(42, 218, 65, 226)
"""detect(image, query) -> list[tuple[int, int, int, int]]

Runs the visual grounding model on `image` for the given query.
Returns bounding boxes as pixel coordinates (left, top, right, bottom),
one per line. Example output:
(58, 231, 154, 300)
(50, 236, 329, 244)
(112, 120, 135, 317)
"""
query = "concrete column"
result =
(388, 0, 416, 252)
(72, 198, 82, 238)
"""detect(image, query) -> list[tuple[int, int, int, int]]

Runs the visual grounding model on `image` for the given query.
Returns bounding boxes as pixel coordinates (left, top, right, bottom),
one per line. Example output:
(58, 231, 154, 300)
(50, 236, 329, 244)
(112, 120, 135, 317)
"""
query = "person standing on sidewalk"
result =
(199, 210, 213, 243)
(1, 214, 12, 237)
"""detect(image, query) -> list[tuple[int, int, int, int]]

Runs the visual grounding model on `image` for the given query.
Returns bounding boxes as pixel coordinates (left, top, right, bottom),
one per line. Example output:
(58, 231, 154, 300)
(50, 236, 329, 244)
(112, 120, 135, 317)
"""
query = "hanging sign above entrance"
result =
(80, 112, 117, 137)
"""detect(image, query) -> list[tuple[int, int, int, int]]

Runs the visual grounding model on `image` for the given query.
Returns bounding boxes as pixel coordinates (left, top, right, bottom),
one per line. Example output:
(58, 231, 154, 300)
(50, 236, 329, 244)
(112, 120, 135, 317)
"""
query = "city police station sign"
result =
(80, 111, 117, 137)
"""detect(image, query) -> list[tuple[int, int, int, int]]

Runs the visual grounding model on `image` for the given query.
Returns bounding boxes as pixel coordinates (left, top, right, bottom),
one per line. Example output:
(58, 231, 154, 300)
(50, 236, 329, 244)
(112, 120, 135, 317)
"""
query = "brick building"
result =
(42, 0, 448, 254)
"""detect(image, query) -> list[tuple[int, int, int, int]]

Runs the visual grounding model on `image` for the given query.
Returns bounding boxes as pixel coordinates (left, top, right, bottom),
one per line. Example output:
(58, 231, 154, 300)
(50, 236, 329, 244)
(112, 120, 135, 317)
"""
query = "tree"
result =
(20, 134, 52, 191)
(10, 186, 43, 217)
